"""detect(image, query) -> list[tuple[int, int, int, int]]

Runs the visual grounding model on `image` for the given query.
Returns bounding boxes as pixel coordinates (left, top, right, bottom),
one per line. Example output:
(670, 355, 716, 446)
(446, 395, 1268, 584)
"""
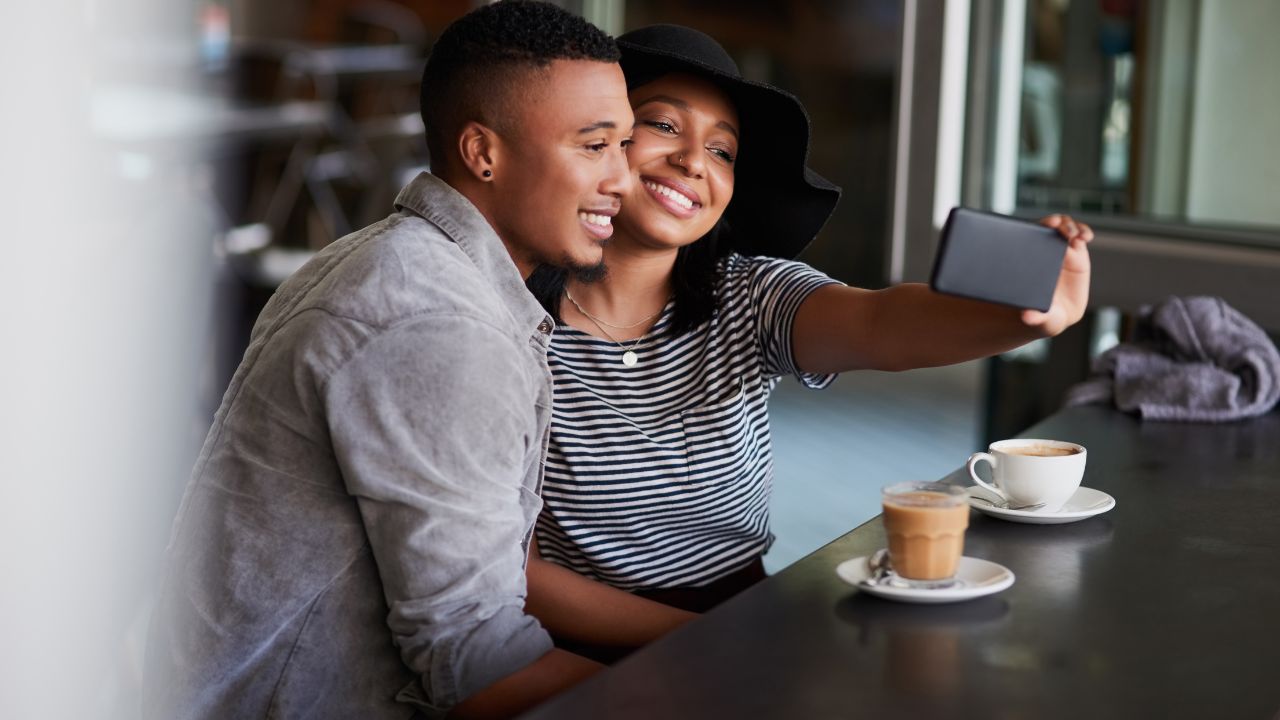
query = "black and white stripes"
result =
(536, 254, 839, 589)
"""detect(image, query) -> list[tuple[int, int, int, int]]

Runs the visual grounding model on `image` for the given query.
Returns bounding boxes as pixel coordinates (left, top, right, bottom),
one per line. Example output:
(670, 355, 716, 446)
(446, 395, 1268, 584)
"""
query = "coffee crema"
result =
(1004, 445, 1079, 457)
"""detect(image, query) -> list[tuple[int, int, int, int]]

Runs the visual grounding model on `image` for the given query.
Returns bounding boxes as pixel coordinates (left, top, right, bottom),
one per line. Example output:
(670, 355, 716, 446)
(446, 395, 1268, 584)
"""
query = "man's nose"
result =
(601, 146, 633, 198)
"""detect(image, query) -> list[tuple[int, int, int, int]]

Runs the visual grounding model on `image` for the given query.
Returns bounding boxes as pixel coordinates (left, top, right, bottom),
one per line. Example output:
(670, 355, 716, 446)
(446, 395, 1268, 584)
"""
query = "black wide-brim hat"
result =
(617, 24, 841, 260)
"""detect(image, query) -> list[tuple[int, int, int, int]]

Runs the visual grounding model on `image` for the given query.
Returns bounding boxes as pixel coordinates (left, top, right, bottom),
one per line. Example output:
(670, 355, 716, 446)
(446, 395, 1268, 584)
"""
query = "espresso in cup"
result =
(1003, 445, 1081, 458)
(967, 439, 1087, 512)
(881, 482, 969, 587)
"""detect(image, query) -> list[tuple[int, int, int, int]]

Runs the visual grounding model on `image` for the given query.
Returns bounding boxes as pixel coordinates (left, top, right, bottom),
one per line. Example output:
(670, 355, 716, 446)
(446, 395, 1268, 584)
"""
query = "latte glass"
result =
(881, 482, 970, 588)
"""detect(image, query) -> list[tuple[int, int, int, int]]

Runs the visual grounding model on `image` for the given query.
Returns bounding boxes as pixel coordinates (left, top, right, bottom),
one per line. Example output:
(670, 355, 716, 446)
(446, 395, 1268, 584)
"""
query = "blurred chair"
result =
(223, 39, 350, 247)
(309, 1, 431, 228)
(227, 26, 427, 248)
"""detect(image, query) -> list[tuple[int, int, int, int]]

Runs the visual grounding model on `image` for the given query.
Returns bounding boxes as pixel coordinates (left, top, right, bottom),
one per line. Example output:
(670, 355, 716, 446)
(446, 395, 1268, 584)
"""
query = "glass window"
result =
(970, 0, 1280, 239)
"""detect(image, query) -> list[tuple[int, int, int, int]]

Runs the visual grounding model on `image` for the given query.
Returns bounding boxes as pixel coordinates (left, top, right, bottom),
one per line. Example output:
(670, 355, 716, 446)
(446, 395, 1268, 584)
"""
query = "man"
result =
(143, 2, 634, 717)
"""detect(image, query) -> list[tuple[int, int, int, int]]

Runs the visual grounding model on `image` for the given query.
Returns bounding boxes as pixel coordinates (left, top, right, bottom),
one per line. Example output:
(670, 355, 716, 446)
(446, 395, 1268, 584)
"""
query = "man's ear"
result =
(457, 121, 500, 182)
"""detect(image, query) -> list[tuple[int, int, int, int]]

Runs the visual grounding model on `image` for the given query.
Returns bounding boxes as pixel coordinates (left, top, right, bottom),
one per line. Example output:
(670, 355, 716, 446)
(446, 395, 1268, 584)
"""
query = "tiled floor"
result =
(764, 360, 985, 572)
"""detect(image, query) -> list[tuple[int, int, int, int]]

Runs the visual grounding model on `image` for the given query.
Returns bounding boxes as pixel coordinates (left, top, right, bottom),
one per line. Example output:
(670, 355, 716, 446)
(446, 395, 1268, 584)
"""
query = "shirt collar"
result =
(394, 172, 553, 340)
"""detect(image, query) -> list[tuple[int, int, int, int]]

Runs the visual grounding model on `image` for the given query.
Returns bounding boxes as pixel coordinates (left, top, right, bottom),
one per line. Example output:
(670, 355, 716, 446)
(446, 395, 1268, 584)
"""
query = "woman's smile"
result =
(641, 176, 702, 218)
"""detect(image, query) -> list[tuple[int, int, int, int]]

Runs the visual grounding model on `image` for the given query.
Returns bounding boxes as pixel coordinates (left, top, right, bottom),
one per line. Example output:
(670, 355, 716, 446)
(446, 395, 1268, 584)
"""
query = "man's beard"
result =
(564, 256, 607, 283)
(548, 246, 608, 283)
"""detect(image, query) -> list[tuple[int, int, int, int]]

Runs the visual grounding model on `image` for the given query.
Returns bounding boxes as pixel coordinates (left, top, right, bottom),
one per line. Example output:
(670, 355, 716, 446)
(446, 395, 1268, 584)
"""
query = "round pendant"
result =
(622, 350, 638, 367)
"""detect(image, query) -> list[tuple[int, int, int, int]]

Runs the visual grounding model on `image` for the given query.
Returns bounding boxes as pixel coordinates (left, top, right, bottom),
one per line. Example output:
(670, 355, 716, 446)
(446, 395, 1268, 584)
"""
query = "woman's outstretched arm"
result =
(791, 215, 1094, 374)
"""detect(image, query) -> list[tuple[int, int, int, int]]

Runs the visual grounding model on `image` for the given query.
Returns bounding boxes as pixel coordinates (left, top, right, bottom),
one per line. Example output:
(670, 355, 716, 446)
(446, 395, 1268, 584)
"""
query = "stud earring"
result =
(483, 169, 492, 178)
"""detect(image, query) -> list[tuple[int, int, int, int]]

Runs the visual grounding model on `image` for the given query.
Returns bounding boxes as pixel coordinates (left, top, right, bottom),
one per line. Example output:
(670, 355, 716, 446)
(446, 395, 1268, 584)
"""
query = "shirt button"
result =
(537, 319, 553, 335)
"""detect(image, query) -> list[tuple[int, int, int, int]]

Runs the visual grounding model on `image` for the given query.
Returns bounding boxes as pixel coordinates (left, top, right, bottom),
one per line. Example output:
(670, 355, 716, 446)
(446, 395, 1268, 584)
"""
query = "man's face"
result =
(487, 60, 635, 277)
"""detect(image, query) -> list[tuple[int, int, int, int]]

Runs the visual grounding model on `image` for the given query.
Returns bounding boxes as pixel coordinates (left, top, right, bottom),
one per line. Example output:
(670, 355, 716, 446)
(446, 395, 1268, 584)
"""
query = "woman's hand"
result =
(1021, 214, 1095, 336)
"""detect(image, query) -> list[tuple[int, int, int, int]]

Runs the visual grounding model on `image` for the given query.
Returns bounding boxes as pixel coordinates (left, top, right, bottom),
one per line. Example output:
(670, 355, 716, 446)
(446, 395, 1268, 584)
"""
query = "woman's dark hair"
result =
(527, 221, 734, 336)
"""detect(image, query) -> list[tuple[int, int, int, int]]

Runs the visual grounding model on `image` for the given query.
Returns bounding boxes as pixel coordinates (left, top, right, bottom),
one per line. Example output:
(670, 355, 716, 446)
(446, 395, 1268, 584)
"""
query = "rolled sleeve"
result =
(322, 313, 553, 710)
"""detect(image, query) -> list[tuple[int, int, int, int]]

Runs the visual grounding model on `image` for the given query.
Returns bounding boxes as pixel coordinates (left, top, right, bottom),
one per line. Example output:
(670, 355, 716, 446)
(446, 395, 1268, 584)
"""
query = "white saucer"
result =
(835, 556, 1015, 604)
(966, 485, 1116, 524)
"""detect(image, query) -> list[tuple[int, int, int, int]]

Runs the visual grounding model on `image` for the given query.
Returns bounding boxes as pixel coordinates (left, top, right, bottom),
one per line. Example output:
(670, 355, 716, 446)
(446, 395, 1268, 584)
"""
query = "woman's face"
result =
(615, 73, 739, 250)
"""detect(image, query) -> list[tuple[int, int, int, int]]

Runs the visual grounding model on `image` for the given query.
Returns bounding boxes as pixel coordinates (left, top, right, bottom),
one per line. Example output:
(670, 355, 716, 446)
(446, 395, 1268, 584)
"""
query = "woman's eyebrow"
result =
(634, 94, 739, 139)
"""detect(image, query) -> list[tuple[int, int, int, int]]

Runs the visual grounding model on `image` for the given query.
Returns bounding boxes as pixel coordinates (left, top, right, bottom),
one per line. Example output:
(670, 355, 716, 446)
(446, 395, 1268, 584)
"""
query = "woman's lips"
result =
(642, 178, 701, 219)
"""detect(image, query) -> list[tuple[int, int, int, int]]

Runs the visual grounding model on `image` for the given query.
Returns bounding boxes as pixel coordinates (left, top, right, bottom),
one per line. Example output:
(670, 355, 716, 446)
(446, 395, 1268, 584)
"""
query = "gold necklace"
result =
(583, 315, 644, 367)
(563, 288, 655, 367)
(563, 286, 665, 330)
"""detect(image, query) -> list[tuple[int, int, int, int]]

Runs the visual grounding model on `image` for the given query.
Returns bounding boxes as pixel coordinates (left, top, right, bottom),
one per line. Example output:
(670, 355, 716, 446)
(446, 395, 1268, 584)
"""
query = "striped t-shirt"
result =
(536, 254, 840, 590)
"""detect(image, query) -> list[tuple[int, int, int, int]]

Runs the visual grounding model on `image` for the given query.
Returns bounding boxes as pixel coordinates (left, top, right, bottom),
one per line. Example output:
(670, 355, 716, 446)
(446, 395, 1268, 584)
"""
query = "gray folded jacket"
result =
(1066, 296, 1280, 422)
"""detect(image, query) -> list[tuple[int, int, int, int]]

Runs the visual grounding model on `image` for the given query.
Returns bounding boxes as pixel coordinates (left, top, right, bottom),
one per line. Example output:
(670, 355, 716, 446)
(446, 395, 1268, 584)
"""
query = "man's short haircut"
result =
(420, 0, 620, 171)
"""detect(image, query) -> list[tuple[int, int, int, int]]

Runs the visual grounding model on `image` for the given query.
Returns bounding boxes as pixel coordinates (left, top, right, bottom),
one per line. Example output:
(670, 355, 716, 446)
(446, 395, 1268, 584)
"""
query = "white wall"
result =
(1185, 1, 1280, 227)
(0, 4, 211, 719)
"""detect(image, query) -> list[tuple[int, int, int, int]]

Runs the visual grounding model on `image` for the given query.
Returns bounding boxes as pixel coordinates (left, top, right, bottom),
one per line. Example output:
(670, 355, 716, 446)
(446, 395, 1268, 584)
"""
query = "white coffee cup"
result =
(966, 439, 1086, 512)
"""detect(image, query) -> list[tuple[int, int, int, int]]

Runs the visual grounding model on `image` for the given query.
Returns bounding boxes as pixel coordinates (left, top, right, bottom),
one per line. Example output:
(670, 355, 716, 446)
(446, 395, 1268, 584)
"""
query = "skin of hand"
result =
(1022, 214, 1096, 336)
(524, 536, 697, 647)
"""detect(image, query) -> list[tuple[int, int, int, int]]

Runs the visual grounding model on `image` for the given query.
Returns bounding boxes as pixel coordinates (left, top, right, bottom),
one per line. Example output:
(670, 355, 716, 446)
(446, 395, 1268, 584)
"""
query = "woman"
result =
(525, 25, 1093, 653)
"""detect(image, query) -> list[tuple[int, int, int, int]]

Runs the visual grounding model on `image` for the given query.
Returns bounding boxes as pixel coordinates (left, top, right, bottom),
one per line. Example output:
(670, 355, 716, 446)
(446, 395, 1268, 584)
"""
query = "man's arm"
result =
(325, 315, 589, 714)
(792, 215, 1094, 374)
(449, 648, 600, 720)
(525, 536, 696, 647)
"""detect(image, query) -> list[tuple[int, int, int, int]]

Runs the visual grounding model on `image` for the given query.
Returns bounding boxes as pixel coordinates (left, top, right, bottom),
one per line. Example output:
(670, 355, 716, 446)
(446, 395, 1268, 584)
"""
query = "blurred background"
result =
(1, 1, 1275, 718)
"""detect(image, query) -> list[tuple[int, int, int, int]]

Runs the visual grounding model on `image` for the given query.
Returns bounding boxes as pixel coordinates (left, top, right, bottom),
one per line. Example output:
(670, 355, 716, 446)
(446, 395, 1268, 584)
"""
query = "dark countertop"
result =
(520, 405, 1280, 719)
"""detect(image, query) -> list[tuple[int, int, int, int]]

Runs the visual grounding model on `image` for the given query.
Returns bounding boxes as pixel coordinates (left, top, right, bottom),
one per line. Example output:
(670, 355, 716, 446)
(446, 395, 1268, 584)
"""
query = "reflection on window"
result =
(997, 0, 1280, 234)
(1016, 0, 1134, 215)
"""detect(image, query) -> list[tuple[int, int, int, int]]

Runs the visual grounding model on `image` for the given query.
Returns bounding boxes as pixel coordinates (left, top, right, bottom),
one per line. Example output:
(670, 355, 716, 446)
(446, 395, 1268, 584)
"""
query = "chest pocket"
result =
(679, 377, 761, 487)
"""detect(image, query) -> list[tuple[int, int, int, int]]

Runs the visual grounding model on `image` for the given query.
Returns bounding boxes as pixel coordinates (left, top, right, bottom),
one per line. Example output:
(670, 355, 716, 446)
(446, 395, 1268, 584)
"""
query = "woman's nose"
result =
(670, 147, 704, 177)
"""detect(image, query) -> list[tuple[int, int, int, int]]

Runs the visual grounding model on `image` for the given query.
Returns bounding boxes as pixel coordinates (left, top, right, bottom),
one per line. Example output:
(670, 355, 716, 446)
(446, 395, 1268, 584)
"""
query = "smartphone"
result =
(928, 207, 1066, 312)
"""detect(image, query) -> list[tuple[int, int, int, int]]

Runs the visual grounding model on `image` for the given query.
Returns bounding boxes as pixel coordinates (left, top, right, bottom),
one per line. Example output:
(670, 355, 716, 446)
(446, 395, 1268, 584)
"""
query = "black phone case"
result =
(929, 207, 1067, 312)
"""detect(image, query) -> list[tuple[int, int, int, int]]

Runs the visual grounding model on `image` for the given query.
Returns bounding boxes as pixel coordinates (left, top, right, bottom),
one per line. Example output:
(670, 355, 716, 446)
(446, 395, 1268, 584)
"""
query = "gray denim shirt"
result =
(144, 173, 556, 718)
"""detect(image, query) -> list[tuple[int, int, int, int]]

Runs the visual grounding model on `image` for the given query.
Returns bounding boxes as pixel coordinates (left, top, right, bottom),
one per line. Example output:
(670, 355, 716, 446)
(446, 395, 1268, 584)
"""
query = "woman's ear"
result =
(457, 121, 499, 182)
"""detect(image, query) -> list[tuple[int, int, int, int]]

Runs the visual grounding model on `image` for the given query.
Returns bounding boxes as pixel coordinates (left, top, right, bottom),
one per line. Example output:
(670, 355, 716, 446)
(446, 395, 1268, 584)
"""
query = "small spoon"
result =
(970, 495, 1047, 512)
(863, 548, 894, 586)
